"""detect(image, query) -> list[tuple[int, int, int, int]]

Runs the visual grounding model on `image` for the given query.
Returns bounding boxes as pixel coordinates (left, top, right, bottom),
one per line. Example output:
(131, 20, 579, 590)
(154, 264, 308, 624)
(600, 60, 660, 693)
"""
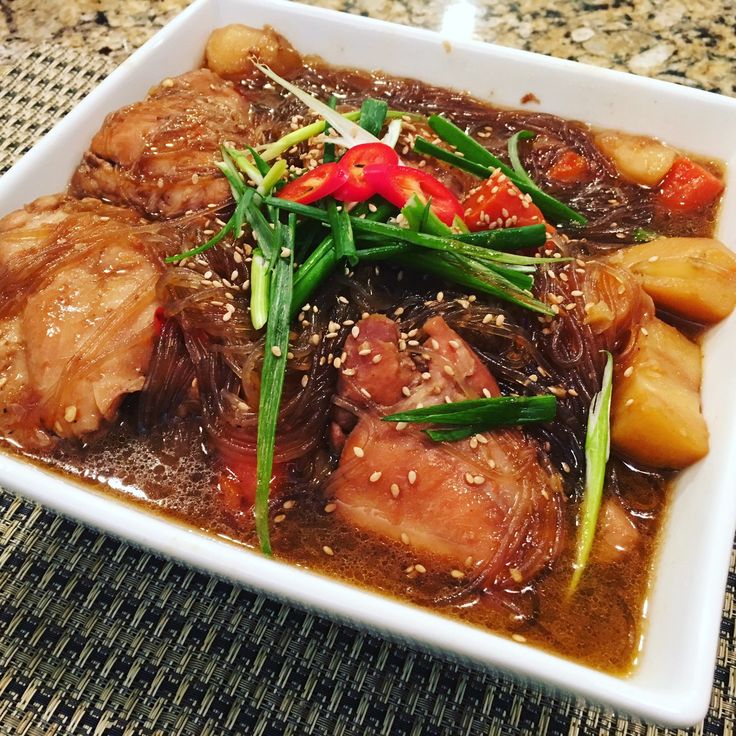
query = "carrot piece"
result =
(656, 157, 724, 213)
(547, 150, 589, 184)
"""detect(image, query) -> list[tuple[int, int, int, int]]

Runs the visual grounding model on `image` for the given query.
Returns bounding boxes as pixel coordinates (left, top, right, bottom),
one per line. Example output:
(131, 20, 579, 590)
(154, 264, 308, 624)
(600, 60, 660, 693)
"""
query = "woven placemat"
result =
(0, 37, 735, 736)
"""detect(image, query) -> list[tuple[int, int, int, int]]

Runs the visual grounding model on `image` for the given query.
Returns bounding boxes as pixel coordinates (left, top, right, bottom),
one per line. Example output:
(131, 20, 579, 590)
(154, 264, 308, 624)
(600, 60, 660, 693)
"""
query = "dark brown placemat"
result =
(0, 37, 734, 736)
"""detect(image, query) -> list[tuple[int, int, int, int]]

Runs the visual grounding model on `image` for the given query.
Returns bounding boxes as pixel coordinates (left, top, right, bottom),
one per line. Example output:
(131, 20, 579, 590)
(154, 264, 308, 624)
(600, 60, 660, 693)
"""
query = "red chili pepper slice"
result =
(656, 157, 724, 213)
(363, 164, 464, 225)
(547, 150, 589, 184)
(276, 162, 348, 204)
(332, 143, 400, 202)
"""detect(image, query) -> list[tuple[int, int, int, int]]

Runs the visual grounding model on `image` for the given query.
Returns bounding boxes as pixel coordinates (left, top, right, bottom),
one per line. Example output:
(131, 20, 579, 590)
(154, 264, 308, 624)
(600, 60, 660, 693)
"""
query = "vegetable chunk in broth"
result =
(1, 23, 734, 676)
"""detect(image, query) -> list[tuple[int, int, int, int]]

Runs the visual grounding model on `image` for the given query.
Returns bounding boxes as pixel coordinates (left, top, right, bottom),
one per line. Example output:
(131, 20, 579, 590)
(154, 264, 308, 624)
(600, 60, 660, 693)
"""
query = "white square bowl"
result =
(1, 0, 735, 726)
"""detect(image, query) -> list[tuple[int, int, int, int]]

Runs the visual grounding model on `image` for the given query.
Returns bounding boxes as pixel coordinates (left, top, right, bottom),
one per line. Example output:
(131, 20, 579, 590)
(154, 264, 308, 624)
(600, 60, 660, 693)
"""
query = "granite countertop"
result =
(0, 0, 733, 97)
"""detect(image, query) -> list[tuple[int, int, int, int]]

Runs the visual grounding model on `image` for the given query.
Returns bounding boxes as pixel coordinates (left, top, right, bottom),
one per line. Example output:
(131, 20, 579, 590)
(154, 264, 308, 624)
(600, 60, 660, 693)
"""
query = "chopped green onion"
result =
(323, 95, 339, 163)
(254, 218, 295, 556)
(455, 224, 546, 251)
(427, 114, 509, 172)
(328, 200, 357, 266)
(258, 159, 287, 197)
(217, 147, 247, 197)
(247, 146, 271, 177)
(569, 351, 614, 593)
(413, 136, 493, 178)
(358, 98, 389, 137)
(507, 130, 537, 187)
(250, 248, 271, 330)
(223, 145, 263, 186)
(384, 394, 557, 426)
(633, 227, 658, 243)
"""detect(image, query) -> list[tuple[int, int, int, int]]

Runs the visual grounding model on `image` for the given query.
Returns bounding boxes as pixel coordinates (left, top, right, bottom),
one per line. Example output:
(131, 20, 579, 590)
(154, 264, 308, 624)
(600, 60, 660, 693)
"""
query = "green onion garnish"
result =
(250, 248, 270, 330)
(254, 217, 295, 556)
(328, 200, 357, 266)
(507, 130, 537, 187)
(358, 98, 389, 138)
(383, 395, 557, 441)
(569, 351, 614, 593)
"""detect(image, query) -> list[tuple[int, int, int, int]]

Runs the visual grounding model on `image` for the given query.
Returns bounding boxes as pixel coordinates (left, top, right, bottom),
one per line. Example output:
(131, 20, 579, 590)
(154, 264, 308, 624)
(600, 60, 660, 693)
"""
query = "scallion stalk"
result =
(250, 248, 271, 330)
(569, 351, 614, 593)
(328, 200, 357, 266)
(254, 218, 295, 556)
(358, 98, 389, 137)
(258, 159, 288, 197)
(507, 130, 537, 186)
(384, 394, 557, 426)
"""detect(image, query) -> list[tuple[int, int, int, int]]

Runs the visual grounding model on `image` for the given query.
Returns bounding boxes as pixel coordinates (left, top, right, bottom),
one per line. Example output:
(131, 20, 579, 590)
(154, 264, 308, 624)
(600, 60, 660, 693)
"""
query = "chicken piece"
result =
(70, 70, 253, 218)
(0, 195, 175, 448)
(330, 315, 564, 589)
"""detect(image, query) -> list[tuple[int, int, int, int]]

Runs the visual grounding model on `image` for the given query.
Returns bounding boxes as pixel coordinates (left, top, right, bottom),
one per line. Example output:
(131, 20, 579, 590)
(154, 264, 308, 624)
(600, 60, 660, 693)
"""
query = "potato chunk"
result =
(610, 237, 736, 323)
(205, 24, 302, 79)
(611, 316, 707, 469)
(595, 131, 677, 186)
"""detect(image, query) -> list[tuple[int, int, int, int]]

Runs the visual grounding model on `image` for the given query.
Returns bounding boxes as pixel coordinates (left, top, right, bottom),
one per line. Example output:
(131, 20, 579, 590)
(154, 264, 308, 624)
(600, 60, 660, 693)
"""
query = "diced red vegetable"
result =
(333, 143, 399, 202)
(363, 164, 464, 225)
(461, 170, 547, 232)
(547, 150, 589, 184)
(656, 157, 724, 213)
(277, 162, 348, 204)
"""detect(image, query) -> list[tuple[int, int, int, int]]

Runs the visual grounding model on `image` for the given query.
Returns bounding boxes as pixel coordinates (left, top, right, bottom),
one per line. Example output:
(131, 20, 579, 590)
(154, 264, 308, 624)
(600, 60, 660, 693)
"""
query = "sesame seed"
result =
(448, 340, 460, 349)
(64, 406, 77, 423)
(465, 556, 474, 567)
(301, 375, 309, 388)
(283, 500, 296, 509)
(324, 503, 337, 513)
(408, 470, 417, 485)
(333, 357, 342, 369)
(0, 377, 6, 389)
(469, 437, 478, 449)
(402, 386, 411, 397)
(561, 462, 571, 473)
(625, 398, 634, 407)
(482, 313, 493, 324)
(323, 545, 334, 556)
(623, 366, 634, 378)
(360, 388, 372, 399)
(465, 472, 474, 485)
(421, 371, 432, 381)
(450, 569, 465, 579)
(495, 314, 505, 327)
(351, 326, 360, 338)
(512, 634, 527, 643)
(415, 564, 427, 574)
(482, 388, 492, 398)
(648, 255, 659, 263)
(372, 354, 383, 364)
(337, 295, 349, 304)
(400, 533, 410, 545)
(476, 433, 488, 444)
(274, 514, 286, 523)
(436, 291, 444, 302)
(430, 338, 440, 350)
(390, 484, 400, 498)
(271, 346, 282, 357)
(510, 568, 523, 583)
(310, 334, 321, 346)
(358, 347, 372, 356)
(353, 446, 365, 458)
(443, 365, 455, 377)
(222, 312, 232, 322)
(473, 475, 485, 485)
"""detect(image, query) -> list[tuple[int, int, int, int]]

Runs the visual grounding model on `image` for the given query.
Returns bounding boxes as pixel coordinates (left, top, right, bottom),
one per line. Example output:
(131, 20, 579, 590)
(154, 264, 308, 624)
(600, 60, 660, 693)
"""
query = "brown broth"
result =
(8, 417, 665, 675)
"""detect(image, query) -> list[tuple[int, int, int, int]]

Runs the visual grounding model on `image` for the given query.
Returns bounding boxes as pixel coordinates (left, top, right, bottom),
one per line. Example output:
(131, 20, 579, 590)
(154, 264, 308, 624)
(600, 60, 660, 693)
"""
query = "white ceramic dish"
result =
(1, 0, 735, 725)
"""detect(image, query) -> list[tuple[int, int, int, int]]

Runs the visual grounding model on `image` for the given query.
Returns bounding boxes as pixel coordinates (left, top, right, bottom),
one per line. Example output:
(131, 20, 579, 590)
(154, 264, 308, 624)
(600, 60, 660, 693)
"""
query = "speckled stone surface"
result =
(0, 0, 734, 97)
